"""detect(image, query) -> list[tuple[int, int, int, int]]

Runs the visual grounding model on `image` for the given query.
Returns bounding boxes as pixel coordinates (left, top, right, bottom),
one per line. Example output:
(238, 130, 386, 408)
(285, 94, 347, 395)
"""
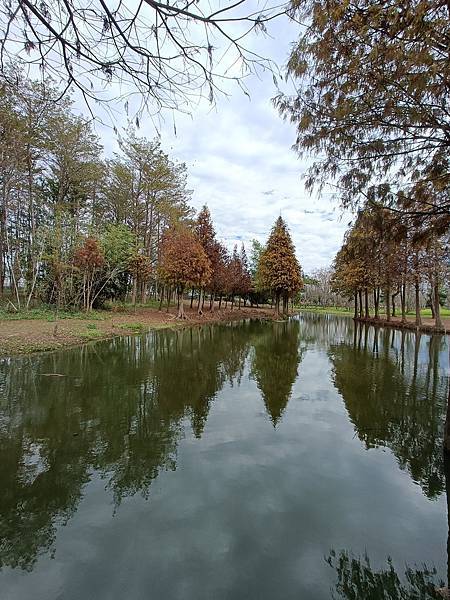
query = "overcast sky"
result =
(88, 8, 352, 275)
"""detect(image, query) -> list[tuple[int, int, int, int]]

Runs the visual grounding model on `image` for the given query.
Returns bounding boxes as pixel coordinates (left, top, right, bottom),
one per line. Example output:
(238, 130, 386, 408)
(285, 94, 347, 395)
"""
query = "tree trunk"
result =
(177, 287, 186, 319)
(364, 288, 369, 319)
(275, 292, 281, 317)
(434, 279, 444, 330)
(385, 285, 391, 322)
(374, 287, 380, 319)
(190, 288, 195, 308)
(353, 292, 358, 319)
(218, 295, 222, 309)
(430, 292, 436, 319)
(131, 276, 137, 306)
(0, 185, 6, 297)
(391, 288, 400, 317)
(198, 288, 203, 315)
(415, 278, 422, 327)
(238, 296, 241, 309)
(358, 290, 363, 318)
(400, 283, 406, 324)
(140, 281, 147, 304)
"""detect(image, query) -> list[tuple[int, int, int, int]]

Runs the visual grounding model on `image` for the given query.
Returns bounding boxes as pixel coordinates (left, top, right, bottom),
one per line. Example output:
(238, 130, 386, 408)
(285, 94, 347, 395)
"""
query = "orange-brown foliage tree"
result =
(74, 237, 105, 311)
(260, 217, 302, 315)
(158, 227, 211, 319)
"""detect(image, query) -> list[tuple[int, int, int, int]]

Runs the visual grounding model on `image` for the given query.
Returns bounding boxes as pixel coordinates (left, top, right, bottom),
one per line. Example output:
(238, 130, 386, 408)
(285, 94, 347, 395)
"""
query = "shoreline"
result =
(353, 316, 449, 335)
(298, 307, 450, 334)
(2, 305, 448, 359)
(0, 305, 275, 358)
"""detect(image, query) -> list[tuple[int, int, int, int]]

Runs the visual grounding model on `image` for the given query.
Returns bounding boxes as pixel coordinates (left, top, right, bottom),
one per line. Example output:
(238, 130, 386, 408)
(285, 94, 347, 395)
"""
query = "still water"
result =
(0, 313, 449, 599)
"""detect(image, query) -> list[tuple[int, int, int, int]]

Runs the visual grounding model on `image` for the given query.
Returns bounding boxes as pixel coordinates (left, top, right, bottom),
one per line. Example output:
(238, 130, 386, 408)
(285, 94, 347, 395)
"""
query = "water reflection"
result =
(0, 320, 304, 571)
(326, 548, 443, 599)
(0, 313, 448, 593)
(328, 321, 447, 499)
(250, 320, 302, 426)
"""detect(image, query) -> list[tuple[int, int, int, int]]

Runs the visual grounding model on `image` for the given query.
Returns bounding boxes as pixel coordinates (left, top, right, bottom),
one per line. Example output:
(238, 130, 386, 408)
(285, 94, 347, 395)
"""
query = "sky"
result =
(82, 4, 352, 275)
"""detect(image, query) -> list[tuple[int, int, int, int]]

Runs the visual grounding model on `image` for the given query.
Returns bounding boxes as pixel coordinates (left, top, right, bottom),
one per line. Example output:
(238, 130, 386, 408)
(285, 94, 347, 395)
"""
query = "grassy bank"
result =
(0, 304, 274, 357)
(297, 305, 353, 315)
(298, 305, 450, 318)
(298, 305, 450, 333)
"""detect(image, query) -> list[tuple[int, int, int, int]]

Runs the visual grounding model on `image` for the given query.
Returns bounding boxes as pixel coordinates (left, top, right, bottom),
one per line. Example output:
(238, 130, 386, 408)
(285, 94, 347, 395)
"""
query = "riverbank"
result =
(354, 315, 450, 334)
(298, 306, 450, 333)
(0, 305, 275, 357)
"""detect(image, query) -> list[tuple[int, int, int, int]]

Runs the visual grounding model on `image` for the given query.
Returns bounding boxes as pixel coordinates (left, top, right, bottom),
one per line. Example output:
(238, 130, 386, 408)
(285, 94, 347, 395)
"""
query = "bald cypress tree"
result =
(195, 205, 217, 313)
(260, 217, 302, 316)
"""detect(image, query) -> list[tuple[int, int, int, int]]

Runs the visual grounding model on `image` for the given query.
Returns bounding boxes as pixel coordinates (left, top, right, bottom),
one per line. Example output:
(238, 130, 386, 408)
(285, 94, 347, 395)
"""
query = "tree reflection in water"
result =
(0, 321, 256, 570)
(328, 322, 447, 499)
(0, 314, 447, 590)
(326, 548, 444, 599)
(250, 319, 301, 426)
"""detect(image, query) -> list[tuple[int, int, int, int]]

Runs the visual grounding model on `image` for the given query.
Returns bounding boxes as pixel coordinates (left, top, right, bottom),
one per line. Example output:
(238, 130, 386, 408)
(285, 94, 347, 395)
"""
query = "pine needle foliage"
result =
(260, 216, 302, 314)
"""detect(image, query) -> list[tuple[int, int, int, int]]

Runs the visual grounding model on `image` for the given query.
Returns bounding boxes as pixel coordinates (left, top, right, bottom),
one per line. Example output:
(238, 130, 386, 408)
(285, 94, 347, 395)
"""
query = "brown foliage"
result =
(74, 237, 105, 271)
(158, 226, 211, 291)
(259, 217, 302, 309)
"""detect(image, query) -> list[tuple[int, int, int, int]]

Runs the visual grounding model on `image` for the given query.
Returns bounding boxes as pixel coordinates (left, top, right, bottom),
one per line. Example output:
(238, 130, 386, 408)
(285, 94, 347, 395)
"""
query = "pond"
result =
(0, 313, 449, 599)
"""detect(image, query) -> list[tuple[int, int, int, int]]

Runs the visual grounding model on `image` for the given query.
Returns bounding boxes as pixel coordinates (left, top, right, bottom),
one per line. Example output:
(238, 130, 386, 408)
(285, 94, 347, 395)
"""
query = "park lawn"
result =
(299, 305, 450, 317)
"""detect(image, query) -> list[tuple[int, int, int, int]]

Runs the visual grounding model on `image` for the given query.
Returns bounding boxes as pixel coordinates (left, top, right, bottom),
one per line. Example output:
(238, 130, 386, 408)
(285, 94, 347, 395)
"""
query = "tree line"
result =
(0, 74, 303, 318)
(330, 203, 449, 329)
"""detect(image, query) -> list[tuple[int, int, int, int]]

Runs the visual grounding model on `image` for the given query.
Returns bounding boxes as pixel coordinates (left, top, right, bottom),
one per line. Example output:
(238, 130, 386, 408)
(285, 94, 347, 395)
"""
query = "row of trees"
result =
(331, 203, 449, 329)
(159, 212, 303, 318)
(277, 0, 450, 455)
(0, 73, 303, 317)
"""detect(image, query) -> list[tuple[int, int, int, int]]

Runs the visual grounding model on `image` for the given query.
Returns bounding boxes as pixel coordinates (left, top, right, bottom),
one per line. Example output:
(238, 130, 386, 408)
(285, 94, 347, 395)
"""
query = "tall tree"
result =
(158, 226, 211, 319)
(259, 216, 303, 316)
(195, 205, 217, 313)
(238, 243, 252, 307)
(276, 0, 450, 224)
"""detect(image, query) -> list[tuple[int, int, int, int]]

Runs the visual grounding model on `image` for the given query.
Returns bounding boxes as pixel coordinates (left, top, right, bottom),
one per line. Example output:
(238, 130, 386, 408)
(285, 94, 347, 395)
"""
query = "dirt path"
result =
(0, 305, 275, 357)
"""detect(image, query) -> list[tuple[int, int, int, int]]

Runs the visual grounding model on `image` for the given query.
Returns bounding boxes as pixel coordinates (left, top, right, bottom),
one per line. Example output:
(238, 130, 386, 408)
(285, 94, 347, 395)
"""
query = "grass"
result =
(409, 307, 450, 317)
(297, 305, 353, 315)
(116, 322, 148, 333)
(297, 305, 450, 318)
(0, 306, 106, 321)
(78, 327, 105, 340)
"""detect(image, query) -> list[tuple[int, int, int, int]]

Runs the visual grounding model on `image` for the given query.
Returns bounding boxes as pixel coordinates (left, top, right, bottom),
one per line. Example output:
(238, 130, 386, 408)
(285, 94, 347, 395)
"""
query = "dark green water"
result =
(0, 313, 449, 599)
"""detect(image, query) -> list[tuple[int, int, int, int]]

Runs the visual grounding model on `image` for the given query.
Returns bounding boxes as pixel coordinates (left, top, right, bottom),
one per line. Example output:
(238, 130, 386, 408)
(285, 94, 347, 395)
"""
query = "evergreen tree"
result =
(195, 205, 217, 312)
(260, 217, 303, 315)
